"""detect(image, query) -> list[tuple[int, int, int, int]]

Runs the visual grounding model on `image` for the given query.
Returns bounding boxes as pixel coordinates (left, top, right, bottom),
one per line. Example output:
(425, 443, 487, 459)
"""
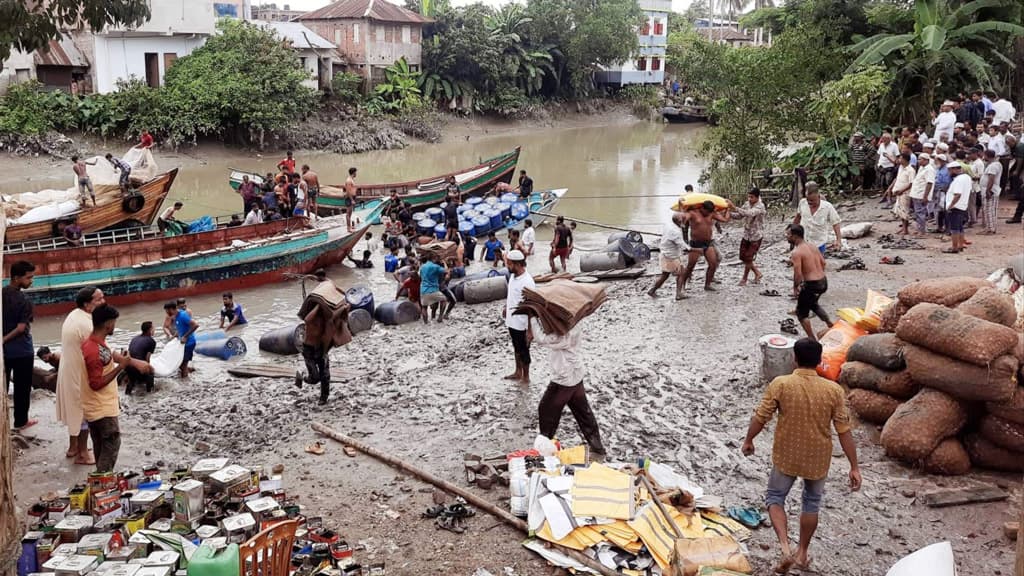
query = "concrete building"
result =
(254, 20, 338, 89)
(253, 3, 307, 21)
(595, 0, 670, 87)
(296, 0, 430, 87)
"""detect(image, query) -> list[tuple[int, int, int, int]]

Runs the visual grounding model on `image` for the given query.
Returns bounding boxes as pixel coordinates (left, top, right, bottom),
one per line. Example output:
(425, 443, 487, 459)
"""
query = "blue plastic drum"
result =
(500, 193, 519, 205)
(458, 220, 475, 235)
(346, 285, 375, 316)
(496, 202, 511, 219)
(484, 197, 499, 207)
(426, 207, 443, 220)
(511, 202, 529, 220)
(434, 223, 447, 239)
(486, 209, 502, 230)
(472, 215, 491, 236)
(462, 210, 479, 220)
(417, 217, 437, 236)
(466, 196, 484, 207)
(450, 266, 466, 279)
(458, 204, 472, 215)
(412, 212, 427, 222)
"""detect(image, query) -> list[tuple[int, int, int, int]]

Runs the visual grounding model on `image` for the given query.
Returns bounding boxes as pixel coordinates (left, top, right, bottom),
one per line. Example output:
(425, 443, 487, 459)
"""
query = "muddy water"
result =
(28, 121, 708, 355)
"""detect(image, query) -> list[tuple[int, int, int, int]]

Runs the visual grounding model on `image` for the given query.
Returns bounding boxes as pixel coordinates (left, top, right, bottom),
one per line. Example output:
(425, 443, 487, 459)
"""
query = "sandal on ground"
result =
(760, 289, 781, 297)
(304, 441, 325, 455)
(941, 248, 961, 254)
(779, 319, 799, 335)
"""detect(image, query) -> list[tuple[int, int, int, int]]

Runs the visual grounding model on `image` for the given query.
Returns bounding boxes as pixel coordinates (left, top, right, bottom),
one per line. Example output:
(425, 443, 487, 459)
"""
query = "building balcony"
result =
(637, 34, 667, 46)
(638, 0, 671, 13)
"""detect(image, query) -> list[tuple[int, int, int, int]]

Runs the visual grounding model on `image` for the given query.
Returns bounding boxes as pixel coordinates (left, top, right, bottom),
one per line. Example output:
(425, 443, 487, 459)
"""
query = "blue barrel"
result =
(487, 268, 511, 279)
(463, 210, 479, 220)
(417, 217, 437, 236)
(458, 220, 475, 235)
(486, 209, 502, 230)
(457, 204, 472, 215)
(466, 196, 483, 207)
(484, 197, 499, 207)
(472, 215, 491, 236)
(412, 212, 426, 222)
(450, 266, 466, 279)
(434, 224, 447, 239)
(374, 300, 421, 325)
(425, 207, 444, 221)
(346, 285, 375, 316)
(500, 192, 519, 204)
(496, 202, 511, 219)
(194, 330, 227, 342)
(511, 202, 529, 220)
(195, 337, 247, 360)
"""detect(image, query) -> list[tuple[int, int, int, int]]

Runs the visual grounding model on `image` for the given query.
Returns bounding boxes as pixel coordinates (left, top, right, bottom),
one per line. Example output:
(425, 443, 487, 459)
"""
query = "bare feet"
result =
(15, 419, 38, 431)
(66, 449, 77, 458)
(793, 553, 812, 573)
(753, 274, 763, 284)
(74, 451, 96, 465)
(773, 554, 795, 575)
(675, 292, 688, 300)
(647, 289, 658, 297)
(704, 285, 717, 291)
(503, 373, 520, 381)
(739, 279, 747, 286)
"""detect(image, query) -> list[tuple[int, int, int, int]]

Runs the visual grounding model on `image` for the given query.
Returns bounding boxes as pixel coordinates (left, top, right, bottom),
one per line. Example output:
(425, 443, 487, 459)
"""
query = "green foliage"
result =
(0, 0, 149, 63)
(331, 72, 364, 104)
(0, 82, 54, 134)
(372, 57, 423, 113)
(620, 84, 659, 117)
(475, 84, 535, 118)
(807, 66, 891, 138)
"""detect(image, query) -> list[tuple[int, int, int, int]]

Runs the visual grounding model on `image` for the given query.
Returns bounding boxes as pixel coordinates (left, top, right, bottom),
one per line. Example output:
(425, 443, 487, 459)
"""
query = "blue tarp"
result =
(187, 216, 216, 234)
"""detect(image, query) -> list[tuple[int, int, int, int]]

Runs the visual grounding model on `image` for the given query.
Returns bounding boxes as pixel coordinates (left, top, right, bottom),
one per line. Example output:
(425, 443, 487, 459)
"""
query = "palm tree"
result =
(848, 0, 1024, 119)
(486, 3, 533, 43)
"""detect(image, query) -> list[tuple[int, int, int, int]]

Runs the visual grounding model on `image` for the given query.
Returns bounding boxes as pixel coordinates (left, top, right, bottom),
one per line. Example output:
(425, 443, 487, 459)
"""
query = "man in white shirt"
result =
(876, 133, 900, 199)
(969, 147, 986, 226)
(944, 162, 971, 253)
(992, 94, 1016, 125)
(530, 317, 605, 456)
(503, 250, 535, 384)
(889, 153, 916, 235)
(793, 183, 842, 254)
(243, 201, 264, 225)
(648, 213, 688, 298)
(521, 219, 536, 256)
(931, 101, 956, 143)
(981, 149, 1003, 234)
(908, 153, 935, 236)
(987, 125, 1008, 157)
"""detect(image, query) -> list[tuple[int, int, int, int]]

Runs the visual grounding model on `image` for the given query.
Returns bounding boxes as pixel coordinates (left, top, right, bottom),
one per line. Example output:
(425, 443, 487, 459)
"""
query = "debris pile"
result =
(841, 274, 1024, 475)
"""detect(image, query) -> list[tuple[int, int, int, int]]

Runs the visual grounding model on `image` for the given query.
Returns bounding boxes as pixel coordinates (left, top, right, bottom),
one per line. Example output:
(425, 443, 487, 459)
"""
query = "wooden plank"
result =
(921, 486, 1008, 508)
(228, 363, 360, 383)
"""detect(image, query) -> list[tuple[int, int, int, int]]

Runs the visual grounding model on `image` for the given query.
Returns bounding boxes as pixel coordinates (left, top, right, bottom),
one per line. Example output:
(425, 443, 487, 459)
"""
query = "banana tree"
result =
(374, 57, 422, 111)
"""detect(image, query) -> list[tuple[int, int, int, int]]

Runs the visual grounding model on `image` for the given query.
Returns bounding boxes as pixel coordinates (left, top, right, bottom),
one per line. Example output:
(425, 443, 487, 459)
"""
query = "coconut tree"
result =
(848, 0, 1024, 120)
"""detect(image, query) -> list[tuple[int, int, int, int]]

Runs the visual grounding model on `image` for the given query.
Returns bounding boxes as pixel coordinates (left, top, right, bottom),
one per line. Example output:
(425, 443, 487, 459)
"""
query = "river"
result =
(24, 120, 709, 353)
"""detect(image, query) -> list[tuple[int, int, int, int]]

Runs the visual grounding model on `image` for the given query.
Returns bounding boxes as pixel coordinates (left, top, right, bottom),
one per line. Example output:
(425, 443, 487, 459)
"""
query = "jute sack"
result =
(839, 362, 917, 399)
(846, 333, 906, 371)
(964, 433, 1024, 472)
(987, 386, 1024, 425)
(878, 301, 909, 334)
(903, 343, 1017, 402)
(921, 438, 971, 476)
(978, 414, 1024, 453)
(847, 389, 900, 424)
(956, 287, 1017, 327)
(881, 388, 968, 463)
(897, 277, 990, 308)
(896, 303, 1020, 366)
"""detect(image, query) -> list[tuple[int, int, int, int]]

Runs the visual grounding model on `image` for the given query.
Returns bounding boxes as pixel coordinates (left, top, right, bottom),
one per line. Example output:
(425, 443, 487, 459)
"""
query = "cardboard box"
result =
(172, 480, 204, 522)
(47, 501, 70, 523)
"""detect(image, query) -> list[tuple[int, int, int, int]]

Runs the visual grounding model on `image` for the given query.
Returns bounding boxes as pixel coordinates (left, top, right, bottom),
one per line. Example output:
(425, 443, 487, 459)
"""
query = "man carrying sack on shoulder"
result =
(295, 269, 352, 405)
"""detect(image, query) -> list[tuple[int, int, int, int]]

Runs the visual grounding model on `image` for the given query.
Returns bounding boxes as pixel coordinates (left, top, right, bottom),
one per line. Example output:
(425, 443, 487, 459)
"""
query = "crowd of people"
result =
(233, 151, 329, 227)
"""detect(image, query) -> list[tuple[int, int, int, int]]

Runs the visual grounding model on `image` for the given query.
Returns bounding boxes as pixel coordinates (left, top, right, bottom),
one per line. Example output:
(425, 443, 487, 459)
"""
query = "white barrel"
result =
(348, 308, 374, 335)
(463, 276, 508, 304)
(579, 252, 626, 273)
(760, 334, 797, 383)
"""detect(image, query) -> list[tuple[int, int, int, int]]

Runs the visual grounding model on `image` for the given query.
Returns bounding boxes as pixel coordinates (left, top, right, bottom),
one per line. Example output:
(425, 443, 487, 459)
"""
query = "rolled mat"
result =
(515, 280, 607, 336)
(195, 337, 247, 360)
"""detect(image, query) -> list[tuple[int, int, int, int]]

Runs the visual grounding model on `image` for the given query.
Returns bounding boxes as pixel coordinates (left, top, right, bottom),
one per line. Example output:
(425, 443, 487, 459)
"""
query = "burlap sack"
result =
(904, 343, 1017, 402)
(896, 303, 1020, 366)
(964, 433, 1024, 472)
(878, 301, 909, 334)
(921, 438, 971, 476)
(839, 362, 918, 399)
(880, 388, 968, 463)
(847, 389, 900, 424)
(956, 287, 1017, 327)
(897, 277, 991, 308)
(979, 414, 1024, 453)
(987, 387, 1024, 425)
(846, 333, 906, 371)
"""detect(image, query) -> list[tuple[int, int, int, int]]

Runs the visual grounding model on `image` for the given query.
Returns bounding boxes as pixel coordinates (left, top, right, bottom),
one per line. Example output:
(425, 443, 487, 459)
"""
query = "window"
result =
(144, 53, 159, 87)
(163, 53, 177, 72)
(651, 57, 661, 70)
(375, 25, 384, 42)
(653, 20, 664, 35)
(354, 23, 360, 44)
(641, 21, 650, 35)
(335, 29, 342, 44)
(402, 25, 411, 44)
(637, 58, 647, 71)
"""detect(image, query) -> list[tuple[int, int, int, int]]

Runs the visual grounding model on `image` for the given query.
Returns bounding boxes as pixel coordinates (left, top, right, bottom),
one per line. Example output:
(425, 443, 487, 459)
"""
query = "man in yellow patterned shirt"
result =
(741, 338, 861, 574)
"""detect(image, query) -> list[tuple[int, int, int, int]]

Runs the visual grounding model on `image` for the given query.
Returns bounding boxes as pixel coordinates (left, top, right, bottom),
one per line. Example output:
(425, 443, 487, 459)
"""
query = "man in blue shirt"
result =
(175, 299, 198, 377)
(418, 254, 449, 323)
(3, 260, 37, 430)
(481, 232, 505, 268)
(218, 292, 248, 331)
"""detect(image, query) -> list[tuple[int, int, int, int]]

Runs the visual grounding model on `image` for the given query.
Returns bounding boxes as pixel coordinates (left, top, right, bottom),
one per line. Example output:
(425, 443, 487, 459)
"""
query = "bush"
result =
(0, 81, 54, 134)
(332, 72, 364, 104)
(619, 84, 659, 117)
(476, 84, 535, 118)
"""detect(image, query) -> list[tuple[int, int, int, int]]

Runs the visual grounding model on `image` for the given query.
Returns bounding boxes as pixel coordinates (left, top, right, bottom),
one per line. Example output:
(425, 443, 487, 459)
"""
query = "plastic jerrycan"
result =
(188, 543, 240, 576)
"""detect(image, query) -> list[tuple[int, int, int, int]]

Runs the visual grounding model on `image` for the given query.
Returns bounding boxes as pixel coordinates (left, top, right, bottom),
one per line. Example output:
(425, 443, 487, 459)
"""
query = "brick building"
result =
(296, 0, 430, 87)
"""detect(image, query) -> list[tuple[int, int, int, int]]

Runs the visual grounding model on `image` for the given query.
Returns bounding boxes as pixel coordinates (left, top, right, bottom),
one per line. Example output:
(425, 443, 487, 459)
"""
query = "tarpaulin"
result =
(570, 463, 635, 520)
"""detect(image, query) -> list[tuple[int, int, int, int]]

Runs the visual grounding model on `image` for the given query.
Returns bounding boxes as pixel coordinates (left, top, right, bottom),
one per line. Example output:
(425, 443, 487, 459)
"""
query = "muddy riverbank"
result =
(11, 195, 1024, 575)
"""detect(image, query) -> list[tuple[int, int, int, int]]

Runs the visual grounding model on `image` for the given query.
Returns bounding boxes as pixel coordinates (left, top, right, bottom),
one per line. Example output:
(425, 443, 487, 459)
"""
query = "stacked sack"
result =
(844, 277, 1024, 476)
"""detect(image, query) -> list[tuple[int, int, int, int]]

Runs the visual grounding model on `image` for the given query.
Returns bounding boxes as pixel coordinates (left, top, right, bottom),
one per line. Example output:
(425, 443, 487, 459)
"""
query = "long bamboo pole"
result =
(530, 210, 663, 237)
(312, 423, 619, 576)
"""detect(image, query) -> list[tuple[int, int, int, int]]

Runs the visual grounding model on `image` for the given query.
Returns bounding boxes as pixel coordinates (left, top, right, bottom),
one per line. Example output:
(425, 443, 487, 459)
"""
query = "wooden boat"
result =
(4, 169, 178, 245)
(228, 147, 521, 222)
(12, 201, 386, 316)
(661, 104, 709, 124)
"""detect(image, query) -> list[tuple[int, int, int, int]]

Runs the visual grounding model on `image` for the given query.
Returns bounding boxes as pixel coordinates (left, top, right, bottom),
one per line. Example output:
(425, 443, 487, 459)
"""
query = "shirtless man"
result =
(301, 165, 320, 218)
(345, 167, 358, 232)
(677, 200, 730, 297)
(788, 224, 833, 340)
(72, 156, 95, 207)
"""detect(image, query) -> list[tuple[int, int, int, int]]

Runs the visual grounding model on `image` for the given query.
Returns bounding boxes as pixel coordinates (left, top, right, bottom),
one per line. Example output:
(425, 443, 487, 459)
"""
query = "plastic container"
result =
(511, 202, 529, 221)
(496, 202, 512, 219)
(433, 224, 447, 239)
(457, 204, 472, 215)
(425, 207, 444, 221)
(195, 337, 247, 360)
(462, 209, 479, 220)
(500, 192, 519, 205)
(484, 197, 499, 207)
(472, 215, 492, 237)
(450, 266, 466, 279)
(194, 331, 227, 343)
(187, 542, 240, 576)
(345, 285, 375, 316)
(417, 217, 437, 236)
(348, 308, 374, 335)
(463, 276, 508, 304)
(759, 334, 797, 384)
(258, 324, 305, 355)
(485, 209, 503, 230)
(608, 231, 644, 245)
(579, 252, 626, 272)
(458, 220, 475, 235)
(453, 283, 466, 302)
(412, 212, 427, 222)
(374, 300, 422, 325)
(466, 196, 483, 207)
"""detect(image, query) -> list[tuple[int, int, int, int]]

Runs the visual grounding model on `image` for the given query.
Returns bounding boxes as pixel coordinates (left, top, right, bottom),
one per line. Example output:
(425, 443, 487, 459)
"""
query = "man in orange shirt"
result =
(81, 305, 129, 472)
(278, 150, 297, 175)
(741, 338, 861, 574)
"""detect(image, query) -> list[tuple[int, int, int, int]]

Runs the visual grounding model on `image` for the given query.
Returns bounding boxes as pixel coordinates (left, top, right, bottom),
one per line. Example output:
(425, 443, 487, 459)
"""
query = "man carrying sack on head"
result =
(295, 269, 352, 405)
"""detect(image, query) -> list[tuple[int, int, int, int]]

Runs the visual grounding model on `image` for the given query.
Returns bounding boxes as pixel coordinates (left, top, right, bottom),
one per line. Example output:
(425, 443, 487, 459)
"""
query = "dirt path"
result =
(11, 196, 1024, 575)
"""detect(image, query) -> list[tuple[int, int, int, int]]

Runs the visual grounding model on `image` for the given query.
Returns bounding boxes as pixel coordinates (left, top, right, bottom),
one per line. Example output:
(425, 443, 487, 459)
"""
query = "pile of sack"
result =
(842, 276, 1024, 475)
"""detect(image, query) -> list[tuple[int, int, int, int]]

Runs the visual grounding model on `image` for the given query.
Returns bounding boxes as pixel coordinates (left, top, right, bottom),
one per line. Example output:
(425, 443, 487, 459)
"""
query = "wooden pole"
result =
(0, 210, 21, 576)
(1016, 474, 1023, 576)
(638, 475, 684, 539)
(312, 423, 619, 576)
(530, 210, 663, 237)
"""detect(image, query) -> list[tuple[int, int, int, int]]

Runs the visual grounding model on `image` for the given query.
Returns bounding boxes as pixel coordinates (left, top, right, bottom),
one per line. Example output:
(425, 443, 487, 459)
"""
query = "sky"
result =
(262, 0, 696, 13)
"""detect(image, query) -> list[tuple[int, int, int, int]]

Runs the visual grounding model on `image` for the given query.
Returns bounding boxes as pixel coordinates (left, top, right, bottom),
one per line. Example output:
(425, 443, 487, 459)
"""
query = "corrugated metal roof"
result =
(254, 20, 337, 49)
(33, 36, 89, 68)
(696, 28, 753, 42)
(297, 0, 431, 24)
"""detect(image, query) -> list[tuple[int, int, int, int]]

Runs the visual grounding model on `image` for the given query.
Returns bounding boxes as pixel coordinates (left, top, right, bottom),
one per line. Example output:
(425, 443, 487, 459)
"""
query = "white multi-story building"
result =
(595, 0, 670, 87)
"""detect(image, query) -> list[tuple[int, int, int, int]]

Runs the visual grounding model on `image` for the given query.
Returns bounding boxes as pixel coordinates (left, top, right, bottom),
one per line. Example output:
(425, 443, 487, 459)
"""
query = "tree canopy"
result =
(0, 0, 150, 63)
